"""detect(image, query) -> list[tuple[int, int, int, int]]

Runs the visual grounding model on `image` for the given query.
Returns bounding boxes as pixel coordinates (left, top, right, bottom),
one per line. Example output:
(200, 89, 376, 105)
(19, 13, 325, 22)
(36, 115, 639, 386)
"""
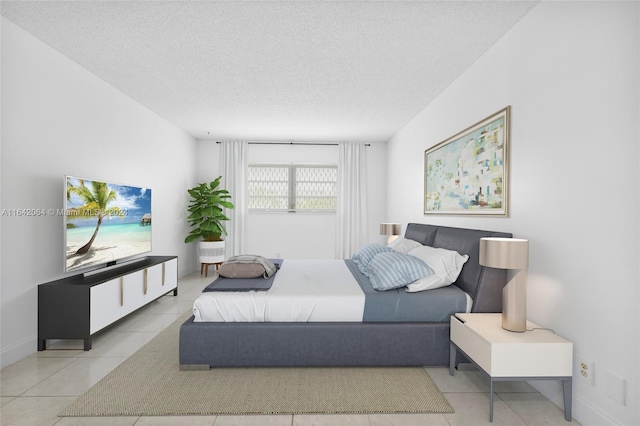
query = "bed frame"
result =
(179, 223, 512, 370)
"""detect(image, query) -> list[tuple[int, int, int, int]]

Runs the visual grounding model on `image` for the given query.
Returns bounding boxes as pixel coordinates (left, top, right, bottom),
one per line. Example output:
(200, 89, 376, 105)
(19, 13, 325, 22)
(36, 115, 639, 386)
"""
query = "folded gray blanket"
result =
(222, 254, 278, 278)
(203, 259, 283, 292)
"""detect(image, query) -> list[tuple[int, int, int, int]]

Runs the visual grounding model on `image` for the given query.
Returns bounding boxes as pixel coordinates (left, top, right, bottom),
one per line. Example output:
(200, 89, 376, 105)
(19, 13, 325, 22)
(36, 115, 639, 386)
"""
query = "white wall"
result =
(196, 140, 388, 260)
(387, 2, 639, 425)
(0, 18, 198, 367)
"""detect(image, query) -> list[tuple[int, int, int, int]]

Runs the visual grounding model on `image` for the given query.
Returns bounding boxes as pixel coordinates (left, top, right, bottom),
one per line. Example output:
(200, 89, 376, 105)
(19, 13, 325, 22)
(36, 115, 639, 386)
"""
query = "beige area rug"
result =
(60, 312, 453, 416)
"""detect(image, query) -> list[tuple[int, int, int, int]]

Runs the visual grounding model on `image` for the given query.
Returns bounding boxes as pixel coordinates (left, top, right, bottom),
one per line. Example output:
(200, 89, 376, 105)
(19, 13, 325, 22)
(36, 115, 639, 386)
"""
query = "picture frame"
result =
(424, 106, 510, 216)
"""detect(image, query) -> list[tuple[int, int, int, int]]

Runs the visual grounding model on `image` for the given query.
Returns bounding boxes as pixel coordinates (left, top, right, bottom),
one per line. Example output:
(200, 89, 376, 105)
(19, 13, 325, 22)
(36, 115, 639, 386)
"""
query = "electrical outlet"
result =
(576, 358, 594, 386)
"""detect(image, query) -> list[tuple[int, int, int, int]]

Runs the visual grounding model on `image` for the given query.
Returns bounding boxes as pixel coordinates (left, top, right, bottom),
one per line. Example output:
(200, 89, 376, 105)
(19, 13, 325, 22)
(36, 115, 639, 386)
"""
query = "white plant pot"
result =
(198, 240, 225, 265)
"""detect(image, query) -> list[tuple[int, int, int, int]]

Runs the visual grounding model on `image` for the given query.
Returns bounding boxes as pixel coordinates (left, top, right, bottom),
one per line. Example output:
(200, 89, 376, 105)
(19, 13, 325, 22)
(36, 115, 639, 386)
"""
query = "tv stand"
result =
(38, 255, 178, 351)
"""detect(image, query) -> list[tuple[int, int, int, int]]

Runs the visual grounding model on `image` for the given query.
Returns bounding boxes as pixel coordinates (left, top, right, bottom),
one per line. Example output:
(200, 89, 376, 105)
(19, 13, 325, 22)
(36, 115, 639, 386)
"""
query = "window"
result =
(248, 164, 337, 212)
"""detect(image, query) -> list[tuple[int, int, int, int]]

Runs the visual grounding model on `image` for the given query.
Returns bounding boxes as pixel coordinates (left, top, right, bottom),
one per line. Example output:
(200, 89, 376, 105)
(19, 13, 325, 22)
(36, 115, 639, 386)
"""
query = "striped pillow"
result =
(352, 243, 395, 275)
(366, 251, 434, 291)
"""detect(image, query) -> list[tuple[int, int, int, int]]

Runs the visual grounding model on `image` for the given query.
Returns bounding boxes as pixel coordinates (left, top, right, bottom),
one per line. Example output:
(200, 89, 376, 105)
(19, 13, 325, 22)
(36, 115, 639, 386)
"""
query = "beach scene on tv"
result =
(65, 177, 152, 273)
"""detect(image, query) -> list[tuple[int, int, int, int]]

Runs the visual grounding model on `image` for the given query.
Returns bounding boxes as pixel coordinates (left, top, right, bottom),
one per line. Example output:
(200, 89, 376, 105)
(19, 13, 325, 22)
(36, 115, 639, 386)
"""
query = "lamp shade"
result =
(380, 223, 401, 236)
(480, 237, 529, 332)
(479, 237, 529, 270)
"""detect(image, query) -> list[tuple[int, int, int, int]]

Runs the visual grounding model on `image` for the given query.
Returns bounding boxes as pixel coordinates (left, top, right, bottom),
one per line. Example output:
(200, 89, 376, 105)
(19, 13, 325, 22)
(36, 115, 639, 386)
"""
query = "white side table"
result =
(450, 313, 573, 422)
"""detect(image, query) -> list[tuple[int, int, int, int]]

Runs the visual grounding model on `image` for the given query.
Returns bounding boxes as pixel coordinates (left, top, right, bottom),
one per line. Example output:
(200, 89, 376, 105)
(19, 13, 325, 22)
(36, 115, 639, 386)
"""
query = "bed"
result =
(179, 223, 512, 369)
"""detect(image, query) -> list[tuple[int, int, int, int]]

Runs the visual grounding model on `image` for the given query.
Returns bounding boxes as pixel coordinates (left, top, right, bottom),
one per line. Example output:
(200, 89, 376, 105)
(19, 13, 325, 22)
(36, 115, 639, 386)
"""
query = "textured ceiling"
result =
(1, 1, 538, 142)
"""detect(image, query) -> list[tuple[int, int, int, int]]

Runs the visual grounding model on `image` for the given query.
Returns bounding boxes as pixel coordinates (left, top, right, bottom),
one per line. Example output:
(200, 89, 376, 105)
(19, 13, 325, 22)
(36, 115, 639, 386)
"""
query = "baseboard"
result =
(1, 334, 36, 368)
(528, 380, 618, 426)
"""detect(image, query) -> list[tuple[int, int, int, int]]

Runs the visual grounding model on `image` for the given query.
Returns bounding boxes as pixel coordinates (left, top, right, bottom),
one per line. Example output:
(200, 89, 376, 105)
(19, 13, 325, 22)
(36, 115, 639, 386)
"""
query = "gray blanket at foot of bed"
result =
(202, 259, 283, 292)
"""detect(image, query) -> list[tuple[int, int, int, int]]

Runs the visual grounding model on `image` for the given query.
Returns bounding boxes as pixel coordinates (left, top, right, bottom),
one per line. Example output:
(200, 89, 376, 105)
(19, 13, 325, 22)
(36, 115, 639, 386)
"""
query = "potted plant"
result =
(184, 176, 234, 269)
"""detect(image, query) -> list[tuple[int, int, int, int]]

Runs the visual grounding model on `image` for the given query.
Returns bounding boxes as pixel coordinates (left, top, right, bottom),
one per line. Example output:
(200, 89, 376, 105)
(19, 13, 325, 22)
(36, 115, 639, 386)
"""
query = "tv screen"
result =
(64, 176, 152, 273)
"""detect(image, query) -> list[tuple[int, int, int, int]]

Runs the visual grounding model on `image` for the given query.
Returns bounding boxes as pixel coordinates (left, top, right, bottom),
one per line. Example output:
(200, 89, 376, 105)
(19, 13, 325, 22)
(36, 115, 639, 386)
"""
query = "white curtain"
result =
(219, 141, 248, 257)
(335, 142, 369, 259)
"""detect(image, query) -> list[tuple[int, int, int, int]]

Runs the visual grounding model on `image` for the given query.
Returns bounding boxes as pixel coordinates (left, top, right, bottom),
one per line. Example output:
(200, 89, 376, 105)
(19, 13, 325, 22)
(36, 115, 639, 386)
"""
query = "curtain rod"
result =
(216, 141, 370, 146)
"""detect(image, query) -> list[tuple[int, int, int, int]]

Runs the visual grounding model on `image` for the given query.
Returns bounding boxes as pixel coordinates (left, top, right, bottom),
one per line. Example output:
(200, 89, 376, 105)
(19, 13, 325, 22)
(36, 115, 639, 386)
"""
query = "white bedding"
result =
(193, 259, 365, 322)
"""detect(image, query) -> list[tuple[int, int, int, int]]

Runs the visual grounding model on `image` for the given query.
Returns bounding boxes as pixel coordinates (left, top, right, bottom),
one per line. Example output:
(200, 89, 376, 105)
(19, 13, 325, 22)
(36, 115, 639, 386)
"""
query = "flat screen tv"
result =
(64, 175, 152, 274)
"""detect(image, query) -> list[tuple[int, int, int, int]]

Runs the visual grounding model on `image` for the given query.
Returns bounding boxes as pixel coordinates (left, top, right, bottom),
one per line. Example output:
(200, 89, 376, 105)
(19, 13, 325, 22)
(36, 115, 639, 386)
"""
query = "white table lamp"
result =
(479, 237, 529, 332)
(380, 223, 401, 244)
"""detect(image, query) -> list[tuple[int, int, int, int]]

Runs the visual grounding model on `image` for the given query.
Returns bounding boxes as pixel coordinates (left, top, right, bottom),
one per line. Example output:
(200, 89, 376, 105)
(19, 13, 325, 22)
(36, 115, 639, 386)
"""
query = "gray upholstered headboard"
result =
(404, 223, 512, 313)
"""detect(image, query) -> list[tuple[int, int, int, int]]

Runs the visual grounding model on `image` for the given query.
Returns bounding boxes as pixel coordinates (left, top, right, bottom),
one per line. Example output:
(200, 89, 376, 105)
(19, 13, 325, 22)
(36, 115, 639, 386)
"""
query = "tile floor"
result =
(1, 272, 580, 426)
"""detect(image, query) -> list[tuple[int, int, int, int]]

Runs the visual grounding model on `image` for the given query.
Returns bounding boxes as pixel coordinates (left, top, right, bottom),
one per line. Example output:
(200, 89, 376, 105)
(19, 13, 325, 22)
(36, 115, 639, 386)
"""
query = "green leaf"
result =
(184, 234, 200, 243)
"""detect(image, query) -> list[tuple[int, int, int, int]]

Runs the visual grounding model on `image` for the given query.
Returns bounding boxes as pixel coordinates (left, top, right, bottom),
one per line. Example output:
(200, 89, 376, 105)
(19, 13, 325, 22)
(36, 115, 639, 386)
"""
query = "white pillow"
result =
(388, 237, 422, 254)
(405, 245, 469, 292)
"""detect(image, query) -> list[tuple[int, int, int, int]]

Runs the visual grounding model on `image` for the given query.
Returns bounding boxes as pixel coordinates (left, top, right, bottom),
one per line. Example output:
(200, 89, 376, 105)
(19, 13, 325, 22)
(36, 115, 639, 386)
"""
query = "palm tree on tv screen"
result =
(67, 179, 124, 255)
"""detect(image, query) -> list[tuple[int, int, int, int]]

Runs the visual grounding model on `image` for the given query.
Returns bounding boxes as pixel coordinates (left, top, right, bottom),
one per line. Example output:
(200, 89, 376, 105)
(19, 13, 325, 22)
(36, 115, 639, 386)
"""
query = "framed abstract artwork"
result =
(424, 106, 510, 216)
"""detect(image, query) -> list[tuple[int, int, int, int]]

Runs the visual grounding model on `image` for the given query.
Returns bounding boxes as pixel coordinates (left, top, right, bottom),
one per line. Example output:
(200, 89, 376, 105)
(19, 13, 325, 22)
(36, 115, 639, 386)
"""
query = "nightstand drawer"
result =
(451, 313, 573, 377)
(451, 315, 492, 373)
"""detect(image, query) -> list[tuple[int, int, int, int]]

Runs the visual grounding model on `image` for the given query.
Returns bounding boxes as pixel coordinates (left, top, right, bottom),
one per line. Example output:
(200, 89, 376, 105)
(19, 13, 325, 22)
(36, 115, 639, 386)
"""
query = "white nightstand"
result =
(449, 313, 573, 422)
